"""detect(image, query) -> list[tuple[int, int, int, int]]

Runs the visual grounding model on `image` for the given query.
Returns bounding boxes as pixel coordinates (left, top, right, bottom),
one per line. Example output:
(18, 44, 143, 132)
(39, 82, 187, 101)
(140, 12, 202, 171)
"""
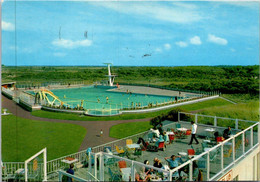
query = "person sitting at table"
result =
(157, 123, 164, 136)
(150, 127, 160, 138)
(153, 158, 163, 169)
(164, 155, 182, 178)
(143, 160, 153, 175)
(135, 172, 150, 182)
(163, 131, 169, 144)
(155, 135, 164, 148)
(223, 126, 231, 139)
(153, 158, 163, 168)
(66, 164, 74, 182)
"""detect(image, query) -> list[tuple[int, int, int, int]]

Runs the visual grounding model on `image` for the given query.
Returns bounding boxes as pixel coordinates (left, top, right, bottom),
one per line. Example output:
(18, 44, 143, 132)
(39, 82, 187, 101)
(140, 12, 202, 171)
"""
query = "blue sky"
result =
(2, 1, 259, 66)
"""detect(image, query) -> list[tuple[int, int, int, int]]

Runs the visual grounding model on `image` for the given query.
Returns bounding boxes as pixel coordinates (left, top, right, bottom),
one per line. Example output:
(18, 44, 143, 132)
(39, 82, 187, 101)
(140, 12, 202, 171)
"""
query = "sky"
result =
(1, 0, 259, 66)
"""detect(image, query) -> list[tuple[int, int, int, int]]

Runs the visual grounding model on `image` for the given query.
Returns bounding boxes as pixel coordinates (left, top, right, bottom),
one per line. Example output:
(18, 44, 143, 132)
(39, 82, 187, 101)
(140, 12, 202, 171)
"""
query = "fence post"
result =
(235, 119, 238, 130)
(242, 132, 245, 155)
(99, 153, 104, 181)
(206, 153, 210, 181)
(195, 114, 198, 124)
(221, 143, 224, 170)
(250, 128, 253, 148)
(94, 153, 97, 179)
(214, 116, 217, 127)
(178, 112, 180, 122)
(189, 160, 193, 181)
(131, 161, 135, 182)
(232, 137, 235, 162)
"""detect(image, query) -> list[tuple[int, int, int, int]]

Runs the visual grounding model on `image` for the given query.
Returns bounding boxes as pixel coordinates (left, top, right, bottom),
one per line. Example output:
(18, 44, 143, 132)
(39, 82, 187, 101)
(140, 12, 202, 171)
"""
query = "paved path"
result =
(2, 95, 151, 151)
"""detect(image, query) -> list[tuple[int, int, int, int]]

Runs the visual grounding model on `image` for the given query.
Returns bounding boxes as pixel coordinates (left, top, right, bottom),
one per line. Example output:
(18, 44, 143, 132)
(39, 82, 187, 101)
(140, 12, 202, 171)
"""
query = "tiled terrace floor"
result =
(49, 121, 254, 181)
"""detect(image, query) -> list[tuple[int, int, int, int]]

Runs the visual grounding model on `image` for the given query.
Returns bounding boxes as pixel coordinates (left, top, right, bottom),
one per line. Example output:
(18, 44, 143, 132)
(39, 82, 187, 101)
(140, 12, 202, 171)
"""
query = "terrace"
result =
(42, 112, 259, 182)
(2, 112, 258, 181)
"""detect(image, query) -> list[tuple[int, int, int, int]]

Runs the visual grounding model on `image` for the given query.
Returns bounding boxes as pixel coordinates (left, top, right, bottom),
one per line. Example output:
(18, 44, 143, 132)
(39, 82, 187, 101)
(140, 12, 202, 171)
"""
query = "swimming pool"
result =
(30, 86, 182, 114)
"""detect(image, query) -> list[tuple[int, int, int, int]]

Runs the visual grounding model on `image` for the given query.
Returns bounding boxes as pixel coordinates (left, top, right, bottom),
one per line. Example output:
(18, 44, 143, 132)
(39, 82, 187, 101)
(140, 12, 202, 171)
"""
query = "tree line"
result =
(2, 65, 259, 95)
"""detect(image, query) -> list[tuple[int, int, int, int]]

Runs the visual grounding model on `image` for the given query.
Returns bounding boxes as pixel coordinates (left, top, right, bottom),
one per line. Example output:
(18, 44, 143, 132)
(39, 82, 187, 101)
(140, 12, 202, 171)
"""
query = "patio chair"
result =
(187, 149, 195, 156)
(141, 142, 149, 151)
(169, 134, 175, 144)
(175, 123, 181, 129)
(126, 139, 133, 145)
(157, 142, 165, 151)
(134, 149, 142, 157)
(108, 167, 121, 181)
(118, 160, 127, 169)
(216, 137, 224, 143)
(104, 146, 112, 152)
(201, 142, 208, 151)
(185, 130, 191, 136)
(115, 146, 125, 156)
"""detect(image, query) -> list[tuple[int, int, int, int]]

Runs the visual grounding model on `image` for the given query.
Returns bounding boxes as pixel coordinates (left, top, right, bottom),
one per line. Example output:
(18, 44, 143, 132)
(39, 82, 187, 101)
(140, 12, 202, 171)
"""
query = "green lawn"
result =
(109, 96, 259, 139)
(199, 101, 259, 122)
(109, 121, 152, 139)
(2, 115, 86, 162)
(109, 98, 233, 139)
(32, 98, 232, 121)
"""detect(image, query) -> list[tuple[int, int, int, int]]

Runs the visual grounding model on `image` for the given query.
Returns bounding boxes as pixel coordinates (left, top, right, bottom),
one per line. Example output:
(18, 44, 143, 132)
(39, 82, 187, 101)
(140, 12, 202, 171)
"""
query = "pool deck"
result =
(108, 85, 196, 97)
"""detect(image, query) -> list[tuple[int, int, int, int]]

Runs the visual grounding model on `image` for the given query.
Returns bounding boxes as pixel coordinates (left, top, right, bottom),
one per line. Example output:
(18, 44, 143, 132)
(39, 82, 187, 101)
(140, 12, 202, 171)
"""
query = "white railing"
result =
(178, 112, 258, 130)
(1, 87, 15, 97)
(3, 112, 259, 181)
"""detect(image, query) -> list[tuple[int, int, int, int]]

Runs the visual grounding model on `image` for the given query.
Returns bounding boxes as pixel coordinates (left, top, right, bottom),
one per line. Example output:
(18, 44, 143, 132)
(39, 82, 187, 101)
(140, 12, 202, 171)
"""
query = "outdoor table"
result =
(120, 167, 132, 181)
(61, 157, 78, 165)
(178, 152, 187, 156)
(205, 128, 215, 139)
(204, 148, 211, 152)
(203, 139, 211, 143)
(166, 131, 174, 135)
(126, 144, 141, 149)
(177, 128, 187, 132)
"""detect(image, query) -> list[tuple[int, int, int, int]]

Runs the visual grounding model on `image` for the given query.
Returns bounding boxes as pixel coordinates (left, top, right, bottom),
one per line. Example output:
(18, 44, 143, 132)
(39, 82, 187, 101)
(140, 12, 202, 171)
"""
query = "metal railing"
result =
(2, 112, 259, 181)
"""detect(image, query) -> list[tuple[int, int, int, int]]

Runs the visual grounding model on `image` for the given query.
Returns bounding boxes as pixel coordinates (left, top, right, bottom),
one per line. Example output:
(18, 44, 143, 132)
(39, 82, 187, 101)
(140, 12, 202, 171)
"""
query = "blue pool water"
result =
(43, 86, 179, 111)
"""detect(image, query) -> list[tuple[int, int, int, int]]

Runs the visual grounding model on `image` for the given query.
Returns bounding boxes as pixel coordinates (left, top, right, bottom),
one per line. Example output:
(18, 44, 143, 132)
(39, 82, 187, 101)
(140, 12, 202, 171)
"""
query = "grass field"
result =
(109, 95, 259, 139)
(2, 115, 86, 162)
(32, 98, 232, 121)
(109, 121, 152, 139)
(109, 98, 233, 139)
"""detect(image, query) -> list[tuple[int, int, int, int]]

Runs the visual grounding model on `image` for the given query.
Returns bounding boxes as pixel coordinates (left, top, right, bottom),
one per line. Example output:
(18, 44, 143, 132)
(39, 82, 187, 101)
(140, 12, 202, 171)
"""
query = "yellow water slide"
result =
(36, 89, 68, 106)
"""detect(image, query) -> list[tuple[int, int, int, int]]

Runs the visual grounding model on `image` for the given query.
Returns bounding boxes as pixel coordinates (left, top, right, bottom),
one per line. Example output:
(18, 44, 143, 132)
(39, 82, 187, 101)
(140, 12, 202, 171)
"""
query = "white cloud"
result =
(208, 34, 228, 45)
(155, 48, 162, 53)
(54, 52, 67, 57)
(2, 21, 15, 31)
(164, 43, 171, 50)
(95, 2, 202, 24)
(175, 41, 188, 48)
(190, 36, 202, 45)
(52, 38, 92, 49)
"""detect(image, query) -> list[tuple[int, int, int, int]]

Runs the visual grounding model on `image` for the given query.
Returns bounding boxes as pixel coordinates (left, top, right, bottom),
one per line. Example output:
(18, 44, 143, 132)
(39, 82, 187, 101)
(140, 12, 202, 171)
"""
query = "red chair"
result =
(186, 130, 191, 135)
(118, 160, 127, 169)
(142, 142, 149, 151)
(216, 137, 224, 143)
(187, 149, 195, 156)
(169, 134, 175, 143)
(157, 142, 165, 151)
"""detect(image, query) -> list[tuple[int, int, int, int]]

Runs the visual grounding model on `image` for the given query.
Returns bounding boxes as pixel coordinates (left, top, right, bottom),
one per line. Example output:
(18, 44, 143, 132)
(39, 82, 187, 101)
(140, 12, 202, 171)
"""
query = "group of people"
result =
(135, 155, 202, 181)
